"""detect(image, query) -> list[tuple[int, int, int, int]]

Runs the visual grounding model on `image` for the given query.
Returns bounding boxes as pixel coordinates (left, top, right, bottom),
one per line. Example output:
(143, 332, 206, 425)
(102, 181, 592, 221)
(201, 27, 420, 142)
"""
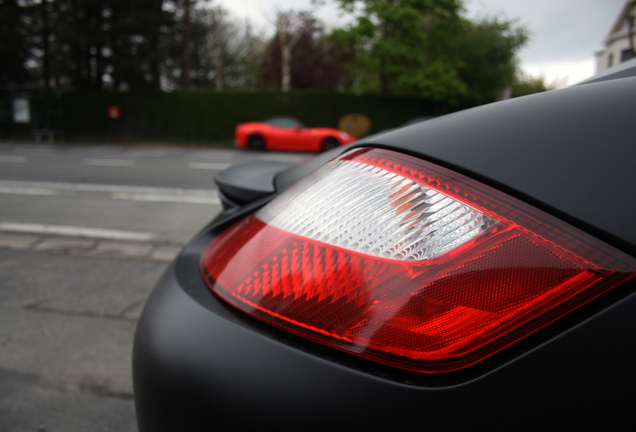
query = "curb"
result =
(0, 232, 183, 262)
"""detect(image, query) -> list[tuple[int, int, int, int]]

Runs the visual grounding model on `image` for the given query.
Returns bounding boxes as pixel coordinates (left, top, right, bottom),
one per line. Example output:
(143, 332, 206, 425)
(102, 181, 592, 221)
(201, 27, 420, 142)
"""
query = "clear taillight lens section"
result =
(258, 159, 496, 261)
(202, 148, 636, 372)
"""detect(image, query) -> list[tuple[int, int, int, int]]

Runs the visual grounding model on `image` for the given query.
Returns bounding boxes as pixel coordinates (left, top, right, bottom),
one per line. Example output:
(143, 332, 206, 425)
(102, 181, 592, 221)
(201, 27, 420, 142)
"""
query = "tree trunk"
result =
(149, 0, 161, 89)
(95, 1, 104, 89)
(281, 43, 291, 93)
(214, 16, 223, 90)
(41, 0, 51, 90)
(246, 23, 256, 90)
(182, 0, 192, 89)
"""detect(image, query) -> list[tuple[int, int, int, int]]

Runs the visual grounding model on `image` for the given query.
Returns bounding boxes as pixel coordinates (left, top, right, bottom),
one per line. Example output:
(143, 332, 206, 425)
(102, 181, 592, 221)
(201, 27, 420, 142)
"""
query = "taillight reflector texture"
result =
(202, 148, 636, 373)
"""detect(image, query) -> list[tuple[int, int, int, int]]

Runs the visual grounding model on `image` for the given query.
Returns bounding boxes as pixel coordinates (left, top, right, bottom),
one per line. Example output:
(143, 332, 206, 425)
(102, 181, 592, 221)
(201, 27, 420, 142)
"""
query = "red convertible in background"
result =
(234, 116, 357, 152)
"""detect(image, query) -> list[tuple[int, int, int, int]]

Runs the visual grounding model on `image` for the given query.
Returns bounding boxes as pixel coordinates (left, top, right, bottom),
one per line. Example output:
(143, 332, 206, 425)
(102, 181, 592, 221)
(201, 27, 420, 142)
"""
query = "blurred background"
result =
(1, 0, 628, 144)
(0, 1, 633, 431)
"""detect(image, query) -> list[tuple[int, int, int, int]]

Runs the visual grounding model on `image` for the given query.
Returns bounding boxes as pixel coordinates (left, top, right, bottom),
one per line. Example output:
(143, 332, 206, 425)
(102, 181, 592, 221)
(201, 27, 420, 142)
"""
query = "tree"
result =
(179, 0, 194, 89)
(103, 0, 176, 90)
(236, 21, 263, 90)
(445, 16, 529, 106)
(331, 0, 466, 102)
(1, 0, 178, 91)
(511, 72, 556, 98)
(0, 0, 31, 87)
(216, 18, 265, 89)
(191, 5, 233, 90)
(162, 3, 263, 90)
(275, 10, 308, 93)
(261, 10, 352, 91)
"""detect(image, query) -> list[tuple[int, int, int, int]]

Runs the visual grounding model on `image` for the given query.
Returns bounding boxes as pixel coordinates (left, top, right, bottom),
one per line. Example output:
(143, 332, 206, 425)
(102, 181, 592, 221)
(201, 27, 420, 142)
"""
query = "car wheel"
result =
(246, 135, 266, 151)
(320, 137, 339, 152)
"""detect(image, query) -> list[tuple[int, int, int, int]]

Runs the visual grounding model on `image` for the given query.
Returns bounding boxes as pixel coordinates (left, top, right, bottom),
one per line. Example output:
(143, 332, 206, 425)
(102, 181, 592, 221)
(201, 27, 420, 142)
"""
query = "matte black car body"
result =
(133, 75, 636, 431)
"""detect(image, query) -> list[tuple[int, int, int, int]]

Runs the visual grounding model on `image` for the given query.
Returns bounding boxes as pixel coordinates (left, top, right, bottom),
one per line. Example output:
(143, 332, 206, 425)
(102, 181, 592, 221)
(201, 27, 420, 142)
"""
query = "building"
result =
(595, 0, 636, 73)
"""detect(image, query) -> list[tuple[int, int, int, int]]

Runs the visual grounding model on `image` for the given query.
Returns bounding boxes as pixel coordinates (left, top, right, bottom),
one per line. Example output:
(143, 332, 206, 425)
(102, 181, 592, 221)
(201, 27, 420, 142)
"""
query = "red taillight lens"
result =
(202, 148, 636, 372)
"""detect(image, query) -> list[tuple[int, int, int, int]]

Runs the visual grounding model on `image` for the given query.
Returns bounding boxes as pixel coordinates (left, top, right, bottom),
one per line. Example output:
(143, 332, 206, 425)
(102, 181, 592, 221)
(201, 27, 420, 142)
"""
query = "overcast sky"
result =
(215, 0, 627, 86)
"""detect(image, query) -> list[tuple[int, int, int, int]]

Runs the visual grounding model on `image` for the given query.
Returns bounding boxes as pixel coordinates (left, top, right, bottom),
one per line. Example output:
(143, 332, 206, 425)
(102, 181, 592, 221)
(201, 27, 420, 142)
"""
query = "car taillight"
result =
(201, 148, 636, 373)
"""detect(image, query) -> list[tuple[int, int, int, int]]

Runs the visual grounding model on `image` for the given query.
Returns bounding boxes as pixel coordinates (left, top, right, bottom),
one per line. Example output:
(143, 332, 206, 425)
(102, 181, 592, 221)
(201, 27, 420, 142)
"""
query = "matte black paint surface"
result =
(134, 241, 636, 431)
(134, 77, 636, 431)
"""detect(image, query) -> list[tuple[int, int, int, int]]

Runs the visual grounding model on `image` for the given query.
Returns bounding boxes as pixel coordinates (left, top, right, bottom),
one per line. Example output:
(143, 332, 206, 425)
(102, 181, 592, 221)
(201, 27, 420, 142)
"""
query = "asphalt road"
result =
(0, 142, 307, 432)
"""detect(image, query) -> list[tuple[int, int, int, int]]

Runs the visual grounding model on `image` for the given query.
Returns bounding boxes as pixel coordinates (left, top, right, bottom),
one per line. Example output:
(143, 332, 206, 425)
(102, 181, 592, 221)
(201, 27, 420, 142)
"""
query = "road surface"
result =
(0, 142, 308, 432)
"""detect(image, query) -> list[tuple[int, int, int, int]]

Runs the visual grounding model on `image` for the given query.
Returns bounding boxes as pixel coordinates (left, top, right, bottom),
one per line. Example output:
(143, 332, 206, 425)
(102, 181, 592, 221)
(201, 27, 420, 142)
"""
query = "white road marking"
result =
(259, 154, 307, 163)
(88, 148, 128, 156)
(126, 150, 170, 157)
(0, 223, 155, 241)
(0, 156, 27, 163)
(187, 162, 231, 170)
(13, 147, 57, 155)
(0, 186, 56, 196)
(111, 192, 220, 205)
(82, 158, 136, 167)
(0, 180, 216, 197)
(186, 151, 238, 160)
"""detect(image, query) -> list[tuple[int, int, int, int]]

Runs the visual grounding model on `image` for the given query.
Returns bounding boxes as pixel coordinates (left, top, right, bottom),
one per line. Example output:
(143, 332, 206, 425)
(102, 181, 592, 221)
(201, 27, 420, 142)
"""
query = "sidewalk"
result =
(0, 232, 183, 262)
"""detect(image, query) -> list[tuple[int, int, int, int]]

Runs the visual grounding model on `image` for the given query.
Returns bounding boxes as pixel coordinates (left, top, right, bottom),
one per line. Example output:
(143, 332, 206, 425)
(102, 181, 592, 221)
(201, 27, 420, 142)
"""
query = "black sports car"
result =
(133, 61, 636, 431)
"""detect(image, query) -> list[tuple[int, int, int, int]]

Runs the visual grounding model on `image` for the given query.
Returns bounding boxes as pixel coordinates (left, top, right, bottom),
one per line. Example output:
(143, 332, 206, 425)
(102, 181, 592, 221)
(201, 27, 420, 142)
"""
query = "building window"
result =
(621, 49, 635, 62)
(608, 53, 614, 67)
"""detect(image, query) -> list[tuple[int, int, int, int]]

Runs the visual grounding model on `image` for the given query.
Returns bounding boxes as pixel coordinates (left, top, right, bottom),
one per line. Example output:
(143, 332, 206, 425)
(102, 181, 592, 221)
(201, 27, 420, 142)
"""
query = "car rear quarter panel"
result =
(135, 77, 636, 431)
(133, 233, 636, 431)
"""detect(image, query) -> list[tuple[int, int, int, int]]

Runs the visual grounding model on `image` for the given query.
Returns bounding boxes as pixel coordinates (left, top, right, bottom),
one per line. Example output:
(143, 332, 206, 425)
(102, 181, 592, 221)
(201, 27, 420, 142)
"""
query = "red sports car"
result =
(234, 116, 357, 152)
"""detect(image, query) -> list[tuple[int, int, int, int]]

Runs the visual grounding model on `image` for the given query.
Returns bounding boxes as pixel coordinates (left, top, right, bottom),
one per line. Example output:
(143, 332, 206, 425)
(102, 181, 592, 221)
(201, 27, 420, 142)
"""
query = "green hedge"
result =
(60, 90, 457, 142)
